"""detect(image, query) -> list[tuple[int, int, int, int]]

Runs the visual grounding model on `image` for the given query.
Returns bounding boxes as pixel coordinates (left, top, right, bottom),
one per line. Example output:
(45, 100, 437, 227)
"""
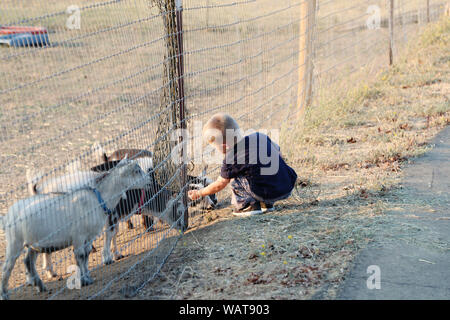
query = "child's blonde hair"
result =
(203, 113, 242, 147)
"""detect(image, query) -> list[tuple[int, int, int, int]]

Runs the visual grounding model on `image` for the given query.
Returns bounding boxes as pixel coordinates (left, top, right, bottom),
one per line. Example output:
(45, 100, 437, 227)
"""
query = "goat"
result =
(98, 148, 217, 224)
(99, 148, 217, 210)
(26, 169, 106, 280)
(26, 167, 131, 278)
(0, 159, 148, 300)
(97, 148, 155, 230)
(91, 157, 187, 265)
(91, 148, 219, 264)
(187, 168, 218, 210)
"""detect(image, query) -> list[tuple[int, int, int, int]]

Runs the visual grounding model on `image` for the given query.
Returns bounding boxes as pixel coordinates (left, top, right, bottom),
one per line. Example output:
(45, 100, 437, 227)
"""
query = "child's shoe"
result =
(232, 203, 263, 216)
(260, 202, 275, 213)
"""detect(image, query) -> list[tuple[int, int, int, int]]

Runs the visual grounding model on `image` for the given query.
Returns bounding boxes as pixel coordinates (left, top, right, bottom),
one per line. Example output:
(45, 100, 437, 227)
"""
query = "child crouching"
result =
(188, 113, 297, 216)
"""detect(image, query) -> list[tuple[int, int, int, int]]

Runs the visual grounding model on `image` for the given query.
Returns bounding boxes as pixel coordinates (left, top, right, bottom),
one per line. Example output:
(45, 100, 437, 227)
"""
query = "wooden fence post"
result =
(298, 0, 316, 114)
(389, 0, 394, 66)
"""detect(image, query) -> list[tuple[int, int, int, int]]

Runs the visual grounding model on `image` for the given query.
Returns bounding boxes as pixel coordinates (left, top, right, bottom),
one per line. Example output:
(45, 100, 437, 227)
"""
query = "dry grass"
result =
(286, 15, 449, 190)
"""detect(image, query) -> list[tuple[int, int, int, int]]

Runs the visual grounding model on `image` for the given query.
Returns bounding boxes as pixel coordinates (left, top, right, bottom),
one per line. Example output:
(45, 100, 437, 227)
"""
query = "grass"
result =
(283, 15, 449, 192)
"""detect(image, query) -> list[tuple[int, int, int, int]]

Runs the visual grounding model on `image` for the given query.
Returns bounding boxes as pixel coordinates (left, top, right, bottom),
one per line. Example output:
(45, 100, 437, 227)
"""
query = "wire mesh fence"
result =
(314, 0, 446, 91)
(0, 0, 447, 299)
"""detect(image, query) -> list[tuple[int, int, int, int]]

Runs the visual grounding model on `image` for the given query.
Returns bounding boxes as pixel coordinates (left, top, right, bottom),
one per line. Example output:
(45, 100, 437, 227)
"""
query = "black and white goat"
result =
(0, 159, 148, 300)
(97, 148, 155, 230)
(187, 168, 218, 210)
(91, 158, 186, 265)
(92, 149, 217, 263)
(99, 148, 218, 212)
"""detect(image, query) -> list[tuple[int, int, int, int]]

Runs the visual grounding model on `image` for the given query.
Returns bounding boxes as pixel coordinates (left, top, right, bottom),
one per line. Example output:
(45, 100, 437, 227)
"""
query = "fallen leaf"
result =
(245, 272, 272, 285)
(248, 253, 258, 260)
(399, 123, 410, 130)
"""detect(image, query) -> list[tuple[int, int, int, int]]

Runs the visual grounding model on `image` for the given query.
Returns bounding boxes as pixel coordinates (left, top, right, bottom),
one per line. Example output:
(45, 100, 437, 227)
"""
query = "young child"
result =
(188, 113, 297, 216)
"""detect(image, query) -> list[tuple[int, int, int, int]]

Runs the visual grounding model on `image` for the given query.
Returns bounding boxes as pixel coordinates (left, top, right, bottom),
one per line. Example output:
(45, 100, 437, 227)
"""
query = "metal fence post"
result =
(175, 0, 188, 231)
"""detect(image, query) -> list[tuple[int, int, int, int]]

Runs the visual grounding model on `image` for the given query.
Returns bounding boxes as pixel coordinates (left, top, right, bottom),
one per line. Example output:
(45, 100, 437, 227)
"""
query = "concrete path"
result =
(337, 127, 450, 299)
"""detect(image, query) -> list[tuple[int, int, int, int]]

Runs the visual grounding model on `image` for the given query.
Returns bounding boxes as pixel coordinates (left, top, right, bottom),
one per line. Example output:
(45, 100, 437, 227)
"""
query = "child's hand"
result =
(188, 189, 202, 201)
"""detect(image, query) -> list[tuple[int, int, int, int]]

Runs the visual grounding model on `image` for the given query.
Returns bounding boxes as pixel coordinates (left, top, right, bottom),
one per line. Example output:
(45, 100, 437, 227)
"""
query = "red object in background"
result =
(0, 26, 48, 35)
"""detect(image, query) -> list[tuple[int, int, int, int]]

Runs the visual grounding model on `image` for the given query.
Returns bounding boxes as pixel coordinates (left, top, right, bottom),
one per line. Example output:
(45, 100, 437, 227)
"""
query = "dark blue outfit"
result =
(220, 132, 297, 210)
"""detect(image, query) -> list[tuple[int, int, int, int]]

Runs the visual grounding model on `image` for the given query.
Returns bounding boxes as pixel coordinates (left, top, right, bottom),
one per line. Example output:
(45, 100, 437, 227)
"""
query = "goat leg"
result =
(127, 219, 134, 229)
(83, 241, 94, 282)
(102, 223, 116, 265)
(1, 241, 23, 300)
(24, 248, 47, 293)
(42, 252, 59, 280)
(111, 229, 124, 261)
(74, 245, 93, 287)
(142, 215, 155, 232)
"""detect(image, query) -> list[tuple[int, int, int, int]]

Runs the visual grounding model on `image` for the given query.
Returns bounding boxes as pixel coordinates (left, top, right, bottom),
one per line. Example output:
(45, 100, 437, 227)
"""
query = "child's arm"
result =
(188, 176, 230, 200)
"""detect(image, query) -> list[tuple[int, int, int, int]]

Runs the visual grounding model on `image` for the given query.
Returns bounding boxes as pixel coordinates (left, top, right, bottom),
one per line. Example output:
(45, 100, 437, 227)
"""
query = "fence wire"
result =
(0, 0, 446, 299)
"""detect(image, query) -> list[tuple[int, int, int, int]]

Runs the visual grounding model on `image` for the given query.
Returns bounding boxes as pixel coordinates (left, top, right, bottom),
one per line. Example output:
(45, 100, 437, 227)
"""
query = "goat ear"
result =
(26, 168, 42, 196)
(92, 142, 107, 163)
(117, 156, 129, 168)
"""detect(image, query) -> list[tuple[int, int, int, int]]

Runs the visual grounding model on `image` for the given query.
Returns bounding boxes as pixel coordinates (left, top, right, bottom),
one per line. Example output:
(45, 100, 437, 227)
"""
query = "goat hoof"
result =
(37, 285, 48, 293)
(26, 275, 46, 291)
(103, 259, 114, 265)
(81, 276, 94, 287)
(25, 274, 34, 286)
(1, 292, 9, 300)
(102, 254, 114, 265)
(115, 254, 125, 261)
